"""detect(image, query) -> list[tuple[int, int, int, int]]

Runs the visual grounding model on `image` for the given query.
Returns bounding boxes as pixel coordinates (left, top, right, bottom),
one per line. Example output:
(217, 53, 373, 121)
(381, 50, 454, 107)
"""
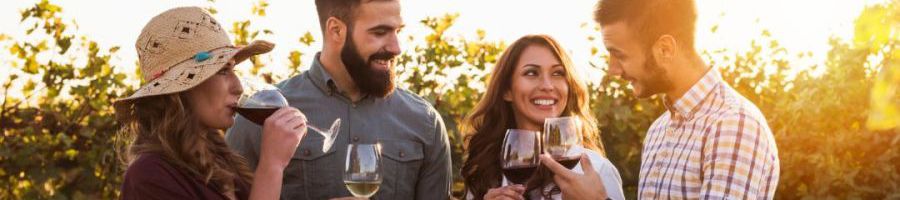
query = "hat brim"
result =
(116, 40, 274, 103)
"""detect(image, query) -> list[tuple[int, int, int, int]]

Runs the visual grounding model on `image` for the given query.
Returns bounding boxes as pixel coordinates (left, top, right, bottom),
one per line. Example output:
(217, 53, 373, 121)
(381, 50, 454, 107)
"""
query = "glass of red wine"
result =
(543, 116, 582, 170)
(235, 78, 342, 152)
(501, 129, 541, 185)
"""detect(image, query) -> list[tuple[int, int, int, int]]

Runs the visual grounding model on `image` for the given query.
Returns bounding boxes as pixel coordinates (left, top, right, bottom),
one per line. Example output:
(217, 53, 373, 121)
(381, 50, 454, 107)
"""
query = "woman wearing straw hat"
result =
(115, 7, 304, 200)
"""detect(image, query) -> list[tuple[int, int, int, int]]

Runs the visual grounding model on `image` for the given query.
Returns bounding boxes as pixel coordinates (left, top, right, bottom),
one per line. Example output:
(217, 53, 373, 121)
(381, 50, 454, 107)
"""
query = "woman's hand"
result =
(251, 107, 307, 200)
(259, 107, 307, 170)
(484, 184, 526, 200)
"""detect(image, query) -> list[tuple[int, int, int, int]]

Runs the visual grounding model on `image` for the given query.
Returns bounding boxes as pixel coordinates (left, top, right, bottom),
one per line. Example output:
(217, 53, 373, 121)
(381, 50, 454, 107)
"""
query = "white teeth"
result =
(533, 99, 556, 106)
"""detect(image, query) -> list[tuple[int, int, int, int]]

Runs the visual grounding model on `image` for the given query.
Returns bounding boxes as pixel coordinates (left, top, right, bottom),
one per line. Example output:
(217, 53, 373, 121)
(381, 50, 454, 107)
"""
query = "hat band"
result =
(147, 46, 231, 81)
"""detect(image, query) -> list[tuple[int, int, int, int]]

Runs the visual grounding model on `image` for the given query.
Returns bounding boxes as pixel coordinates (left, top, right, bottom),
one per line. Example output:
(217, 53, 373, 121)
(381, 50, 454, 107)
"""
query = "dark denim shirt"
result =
(226, 53, 451, 200)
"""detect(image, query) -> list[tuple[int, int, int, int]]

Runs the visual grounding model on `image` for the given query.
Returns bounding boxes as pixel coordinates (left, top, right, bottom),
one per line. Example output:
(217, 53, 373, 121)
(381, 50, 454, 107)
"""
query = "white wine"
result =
(344, 180, 381, 198)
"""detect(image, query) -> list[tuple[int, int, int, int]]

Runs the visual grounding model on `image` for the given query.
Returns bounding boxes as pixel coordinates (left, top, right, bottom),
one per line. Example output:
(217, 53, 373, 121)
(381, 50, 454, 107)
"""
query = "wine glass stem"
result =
(308, 125, 327, 135)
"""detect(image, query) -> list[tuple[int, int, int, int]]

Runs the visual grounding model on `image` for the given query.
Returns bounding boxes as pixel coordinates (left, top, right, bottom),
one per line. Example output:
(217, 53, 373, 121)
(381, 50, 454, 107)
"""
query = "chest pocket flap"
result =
(380, 139, 424, 162)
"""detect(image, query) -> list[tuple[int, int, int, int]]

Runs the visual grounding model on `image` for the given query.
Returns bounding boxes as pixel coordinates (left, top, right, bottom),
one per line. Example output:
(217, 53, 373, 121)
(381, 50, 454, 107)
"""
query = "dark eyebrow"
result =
(368, 24, 403, 32)
(522, 64, 541, 69)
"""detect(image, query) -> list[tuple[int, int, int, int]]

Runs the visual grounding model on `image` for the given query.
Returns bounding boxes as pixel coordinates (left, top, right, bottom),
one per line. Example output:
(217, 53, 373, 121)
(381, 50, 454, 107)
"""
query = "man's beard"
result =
(340, 30, 397, 98)
(633, 51, 673, 98)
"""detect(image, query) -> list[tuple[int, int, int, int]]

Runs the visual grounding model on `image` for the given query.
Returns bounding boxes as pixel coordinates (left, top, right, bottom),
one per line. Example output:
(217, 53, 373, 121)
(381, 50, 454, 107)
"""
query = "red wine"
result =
(502, 165, 537, 184)
(235, 107, 279, 125)
(557, 158, 580, 170)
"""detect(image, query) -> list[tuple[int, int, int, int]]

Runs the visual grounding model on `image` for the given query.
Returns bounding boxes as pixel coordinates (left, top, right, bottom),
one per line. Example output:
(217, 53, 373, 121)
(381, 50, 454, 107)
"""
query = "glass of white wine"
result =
(343, 143, 382, 198)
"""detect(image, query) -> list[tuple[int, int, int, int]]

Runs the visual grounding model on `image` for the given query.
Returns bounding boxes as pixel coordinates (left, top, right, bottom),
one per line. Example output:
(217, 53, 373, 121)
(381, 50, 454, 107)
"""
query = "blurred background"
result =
(0, 0, 898, 199)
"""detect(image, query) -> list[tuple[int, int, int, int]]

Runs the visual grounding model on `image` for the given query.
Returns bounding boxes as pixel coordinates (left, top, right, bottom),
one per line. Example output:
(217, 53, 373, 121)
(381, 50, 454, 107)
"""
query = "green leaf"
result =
(300, 31, 316, 46)
(57, 36, 72, 54)
(9, 43, 23, 58)
(24, 58, 39, 74)
(206, 7, 218, 15)
(22, 80, 36, 97)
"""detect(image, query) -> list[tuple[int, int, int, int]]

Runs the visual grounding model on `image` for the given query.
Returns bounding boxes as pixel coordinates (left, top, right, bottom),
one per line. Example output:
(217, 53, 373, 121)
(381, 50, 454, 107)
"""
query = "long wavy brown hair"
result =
(461, 34, 604, 199)
(115, 93, 253, 197)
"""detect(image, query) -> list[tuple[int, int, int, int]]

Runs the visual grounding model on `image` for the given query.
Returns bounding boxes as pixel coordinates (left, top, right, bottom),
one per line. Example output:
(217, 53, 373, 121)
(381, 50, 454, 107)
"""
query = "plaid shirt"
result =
(638, 68, 780, 199)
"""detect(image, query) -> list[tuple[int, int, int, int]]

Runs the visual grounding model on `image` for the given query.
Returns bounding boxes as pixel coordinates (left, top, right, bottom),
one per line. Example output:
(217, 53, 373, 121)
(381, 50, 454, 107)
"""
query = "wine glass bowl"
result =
(344, 143, 382, 198)
(543, 117, 582, 169)
(500, 129, 541, 185)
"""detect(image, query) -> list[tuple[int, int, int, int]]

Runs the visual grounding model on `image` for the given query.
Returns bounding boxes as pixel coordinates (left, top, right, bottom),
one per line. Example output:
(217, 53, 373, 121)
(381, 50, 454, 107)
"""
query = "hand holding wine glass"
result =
(539, 154, 608, 200)
(258, 107, 307, 169)
(484, 185, 526, 200)
(236, 78, 342, 152)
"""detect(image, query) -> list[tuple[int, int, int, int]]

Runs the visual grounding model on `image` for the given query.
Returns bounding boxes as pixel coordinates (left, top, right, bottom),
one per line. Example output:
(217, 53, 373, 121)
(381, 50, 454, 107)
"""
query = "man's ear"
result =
(652, 35, 677, 64)
(325, 17, 347, 45)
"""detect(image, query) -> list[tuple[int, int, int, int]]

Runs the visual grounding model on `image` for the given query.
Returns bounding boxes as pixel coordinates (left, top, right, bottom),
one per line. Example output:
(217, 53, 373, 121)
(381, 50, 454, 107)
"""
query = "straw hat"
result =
(118, 7, 273, 102)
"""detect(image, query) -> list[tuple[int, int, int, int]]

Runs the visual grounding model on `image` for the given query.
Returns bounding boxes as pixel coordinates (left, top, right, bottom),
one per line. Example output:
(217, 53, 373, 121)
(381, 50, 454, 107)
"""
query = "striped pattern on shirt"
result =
(637, 68, 780, 199)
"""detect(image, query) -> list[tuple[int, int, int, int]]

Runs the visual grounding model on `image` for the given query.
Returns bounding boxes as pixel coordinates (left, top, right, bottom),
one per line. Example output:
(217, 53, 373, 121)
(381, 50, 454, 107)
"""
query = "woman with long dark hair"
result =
(461, 35, 625, 200)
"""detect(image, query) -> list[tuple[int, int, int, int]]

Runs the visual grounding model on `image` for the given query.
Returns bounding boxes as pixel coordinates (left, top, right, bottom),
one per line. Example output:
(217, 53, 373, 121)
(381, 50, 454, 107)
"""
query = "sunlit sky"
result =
(0, 0, 888, 99)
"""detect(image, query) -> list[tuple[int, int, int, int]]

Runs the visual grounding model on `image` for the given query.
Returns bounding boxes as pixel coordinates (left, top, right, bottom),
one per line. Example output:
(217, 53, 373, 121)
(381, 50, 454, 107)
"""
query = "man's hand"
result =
(540, 154, 608, 200)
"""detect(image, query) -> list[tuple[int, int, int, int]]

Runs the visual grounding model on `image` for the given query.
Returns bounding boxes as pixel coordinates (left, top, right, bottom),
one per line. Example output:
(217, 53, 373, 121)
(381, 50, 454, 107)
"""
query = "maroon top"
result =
(120, 153, 250, 200)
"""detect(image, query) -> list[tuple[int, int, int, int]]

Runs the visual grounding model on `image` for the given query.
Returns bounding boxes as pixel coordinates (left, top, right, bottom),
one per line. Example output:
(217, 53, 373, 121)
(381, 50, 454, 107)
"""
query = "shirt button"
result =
(352, 136, 359, 142)
(399, 151, 405, 158)
(303, 149, 311, 156)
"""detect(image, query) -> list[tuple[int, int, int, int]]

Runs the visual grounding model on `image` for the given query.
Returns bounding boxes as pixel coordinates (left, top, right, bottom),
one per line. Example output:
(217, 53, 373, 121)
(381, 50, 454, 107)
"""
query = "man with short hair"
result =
(226, 0, 452, 199)
(541, 0, 780, 199)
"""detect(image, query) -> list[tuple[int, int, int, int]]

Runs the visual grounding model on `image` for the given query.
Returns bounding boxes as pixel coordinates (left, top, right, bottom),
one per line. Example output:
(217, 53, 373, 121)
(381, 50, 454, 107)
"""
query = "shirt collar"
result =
(308, 53, 338, 96)
(663, 67, 722, 119)
(308, 52, 373, 103)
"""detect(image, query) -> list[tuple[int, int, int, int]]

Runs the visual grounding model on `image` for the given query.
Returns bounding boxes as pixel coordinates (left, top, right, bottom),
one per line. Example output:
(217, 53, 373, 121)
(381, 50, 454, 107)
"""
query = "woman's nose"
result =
(539, 76, 555, 91)
(229, 74, 243, 96)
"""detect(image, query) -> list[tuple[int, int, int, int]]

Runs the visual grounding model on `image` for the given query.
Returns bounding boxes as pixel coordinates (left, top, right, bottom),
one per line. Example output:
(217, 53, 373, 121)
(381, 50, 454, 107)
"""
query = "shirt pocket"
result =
(376, 139, 425, 200)
(284, 136, 342, 200)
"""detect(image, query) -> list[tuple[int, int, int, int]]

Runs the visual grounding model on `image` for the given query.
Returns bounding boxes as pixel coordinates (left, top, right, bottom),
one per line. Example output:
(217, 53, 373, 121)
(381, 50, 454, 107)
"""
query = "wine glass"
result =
(235, 78, 341, 152)
(543, 116, 583, 169)
(344, 143, 382, 198)
(500, 129, 541, 185)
